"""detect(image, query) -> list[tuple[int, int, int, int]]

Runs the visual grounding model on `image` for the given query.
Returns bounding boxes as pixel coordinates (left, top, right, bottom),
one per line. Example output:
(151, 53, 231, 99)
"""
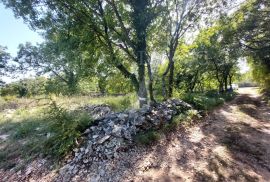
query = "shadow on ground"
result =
(111, 90, 270, 182)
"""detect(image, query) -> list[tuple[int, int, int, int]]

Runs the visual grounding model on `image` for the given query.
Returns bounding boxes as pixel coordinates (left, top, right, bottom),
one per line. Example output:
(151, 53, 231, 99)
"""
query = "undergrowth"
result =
(44, 101, 93, 158)
(135, 109, 201, 145)
(182, 91, 236, 110)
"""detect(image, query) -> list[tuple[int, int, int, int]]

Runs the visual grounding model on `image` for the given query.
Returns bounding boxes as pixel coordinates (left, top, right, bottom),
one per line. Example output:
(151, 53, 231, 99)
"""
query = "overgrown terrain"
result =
(0, 0, 269, 181)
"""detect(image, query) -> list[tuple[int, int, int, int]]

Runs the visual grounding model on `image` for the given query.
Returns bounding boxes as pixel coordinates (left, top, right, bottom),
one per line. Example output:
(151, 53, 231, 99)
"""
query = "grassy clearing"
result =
(0, 94, 137, 171)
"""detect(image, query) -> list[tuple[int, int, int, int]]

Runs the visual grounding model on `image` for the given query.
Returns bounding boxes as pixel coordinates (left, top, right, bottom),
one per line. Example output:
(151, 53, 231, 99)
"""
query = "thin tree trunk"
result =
(162, 61, 170, 100)
(219, 81, 224, 93)
(229, 75, 233, 90)
(146, 59, 155, 104)
(224, 75, 228, 92)
(168, 59, 174, 97)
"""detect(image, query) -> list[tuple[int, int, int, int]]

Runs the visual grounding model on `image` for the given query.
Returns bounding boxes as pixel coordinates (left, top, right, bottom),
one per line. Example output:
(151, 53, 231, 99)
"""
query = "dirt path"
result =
(118, 87, 270, 182)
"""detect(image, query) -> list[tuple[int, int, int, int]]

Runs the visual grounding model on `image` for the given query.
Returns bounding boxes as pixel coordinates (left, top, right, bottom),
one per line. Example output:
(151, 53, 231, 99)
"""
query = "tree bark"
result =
(162, 61, 170, 100)
(146, 59, 155, 104)
(168, 59, 174, 97)
(131, 0, 150, 107)
(229, 75, 233, 90)
(224, 75, 228, 92)
(137, 59, 148, 107)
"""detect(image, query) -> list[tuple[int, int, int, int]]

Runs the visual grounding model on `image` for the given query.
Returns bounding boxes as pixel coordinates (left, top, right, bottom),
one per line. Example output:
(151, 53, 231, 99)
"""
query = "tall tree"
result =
(0, 45, 11, 85)
(2, 0, 165, 107)
(162, 0, 235, 98)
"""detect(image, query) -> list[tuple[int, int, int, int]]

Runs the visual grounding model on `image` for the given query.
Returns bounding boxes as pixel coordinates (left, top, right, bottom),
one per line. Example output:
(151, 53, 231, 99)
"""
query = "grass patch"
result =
(182, 91, 236, 111)
(44, 101, 92, 158)
(0, 93, 137, 170)
(135, 109, 201, 145)
(0, 98, 91, 170)
(135, 130, 161, 145)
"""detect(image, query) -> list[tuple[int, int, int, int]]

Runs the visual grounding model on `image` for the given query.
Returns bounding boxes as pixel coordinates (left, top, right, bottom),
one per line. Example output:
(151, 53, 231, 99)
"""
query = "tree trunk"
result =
(162, 58, 172, 100)
(229, 75, 233, 90)
(137, 61, 148, 107)
(168, 59, 174, 98)
(146, 59, 155, 104)
(224, 75, 228, 92)
(130, 0, 150, 107)
(219, 82, 224, 93)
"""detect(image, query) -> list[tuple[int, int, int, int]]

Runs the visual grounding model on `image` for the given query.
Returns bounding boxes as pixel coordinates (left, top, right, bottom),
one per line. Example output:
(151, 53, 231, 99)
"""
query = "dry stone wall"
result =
(57, 99, 192, 181)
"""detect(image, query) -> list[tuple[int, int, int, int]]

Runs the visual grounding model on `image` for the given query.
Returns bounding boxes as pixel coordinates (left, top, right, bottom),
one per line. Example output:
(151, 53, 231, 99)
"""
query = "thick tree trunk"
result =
(219, 81, 224, 93)
(130, 0, 150, 107)
(137, 60, 148, 107)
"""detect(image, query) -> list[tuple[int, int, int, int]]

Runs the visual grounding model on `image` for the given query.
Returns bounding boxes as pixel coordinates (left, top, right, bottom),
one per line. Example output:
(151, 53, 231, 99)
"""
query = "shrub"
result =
(182, 91, 236, 111)
(44, 101, 92, 158)
(135, 130, 161, 145)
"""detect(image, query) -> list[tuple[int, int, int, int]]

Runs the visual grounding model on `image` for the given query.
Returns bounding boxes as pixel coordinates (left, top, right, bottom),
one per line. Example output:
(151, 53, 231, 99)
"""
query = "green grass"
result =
(182, 91, 236, 111)
(0, 102, 92, 170)
(0, 94, 138, 171)
(135, 109, 201, 145)
(135, 130, 161, 145)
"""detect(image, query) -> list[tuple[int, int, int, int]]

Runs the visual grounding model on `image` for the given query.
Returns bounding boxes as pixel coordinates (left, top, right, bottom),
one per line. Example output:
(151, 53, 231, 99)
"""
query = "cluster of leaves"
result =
(44, 101, 92, 158)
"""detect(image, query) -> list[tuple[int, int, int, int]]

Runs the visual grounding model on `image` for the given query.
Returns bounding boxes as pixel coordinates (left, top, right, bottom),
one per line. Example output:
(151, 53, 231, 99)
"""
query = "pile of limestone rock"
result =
(57, 99, 192, 181)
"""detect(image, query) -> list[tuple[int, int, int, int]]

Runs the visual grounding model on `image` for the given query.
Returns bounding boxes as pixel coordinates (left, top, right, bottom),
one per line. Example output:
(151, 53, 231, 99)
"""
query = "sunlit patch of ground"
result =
(122, 87, 270, 182)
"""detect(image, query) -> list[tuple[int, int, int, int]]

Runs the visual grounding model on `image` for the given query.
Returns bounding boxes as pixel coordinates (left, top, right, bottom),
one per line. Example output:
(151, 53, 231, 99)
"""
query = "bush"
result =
(182, 91, 236, 111)
(44, 101, 92, 158)
(135, 130, 161, 145)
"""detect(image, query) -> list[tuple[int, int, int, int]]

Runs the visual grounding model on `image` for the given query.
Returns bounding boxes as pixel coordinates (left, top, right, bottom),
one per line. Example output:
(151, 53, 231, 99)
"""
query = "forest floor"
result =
(1, 87, 270, 181)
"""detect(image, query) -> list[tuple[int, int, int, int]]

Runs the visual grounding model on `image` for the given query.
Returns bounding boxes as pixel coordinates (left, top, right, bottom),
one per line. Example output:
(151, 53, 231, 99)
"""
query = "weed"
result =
(44, 101, 92, 158)
(135, 130, 161, 145)
(182, 92, 236, 111)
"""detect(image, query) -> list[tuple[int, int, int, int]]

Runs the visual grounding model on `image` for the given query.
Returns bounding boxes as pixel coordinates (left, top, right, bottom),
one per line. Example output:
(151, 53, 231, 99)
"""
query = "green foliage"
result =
(0, 77, 47, 97)
(0, 45, 12, 85)
(135, 130, 161, 145)
(44, 101, 92, 158)
(182, 92, 236, 111)
(106, 94, 136, 111)
(162, 114, 187, 133)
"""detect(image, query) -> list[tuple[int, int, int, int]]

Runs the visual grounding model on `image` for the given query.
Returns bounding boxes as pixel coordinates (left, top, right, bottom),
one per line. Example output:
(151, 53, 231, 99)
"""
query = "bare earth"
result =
(1, 87, 270, 182)
(125, 87, 270, 182)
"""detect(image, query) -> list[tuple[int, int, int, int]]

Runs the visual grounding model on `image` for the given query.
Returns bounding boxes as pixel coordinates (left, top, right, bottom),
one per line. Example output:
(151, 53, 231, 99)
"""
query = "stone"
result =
(83, 129, 91, 135)
(92, 135, 99, 139)
(97, 135, 111, 144)
(83, 159, 89, 164)
(111, 125, 123, 137)
(55, 99, 193, 182)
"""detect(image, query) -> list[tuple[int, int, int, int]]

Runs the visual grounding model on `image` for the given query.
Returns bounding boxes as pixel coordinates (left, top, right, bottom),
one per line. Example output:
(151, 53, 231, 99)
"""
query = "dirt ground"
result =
(1, 87, 270, 182)
(124, 87, 270, 182)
